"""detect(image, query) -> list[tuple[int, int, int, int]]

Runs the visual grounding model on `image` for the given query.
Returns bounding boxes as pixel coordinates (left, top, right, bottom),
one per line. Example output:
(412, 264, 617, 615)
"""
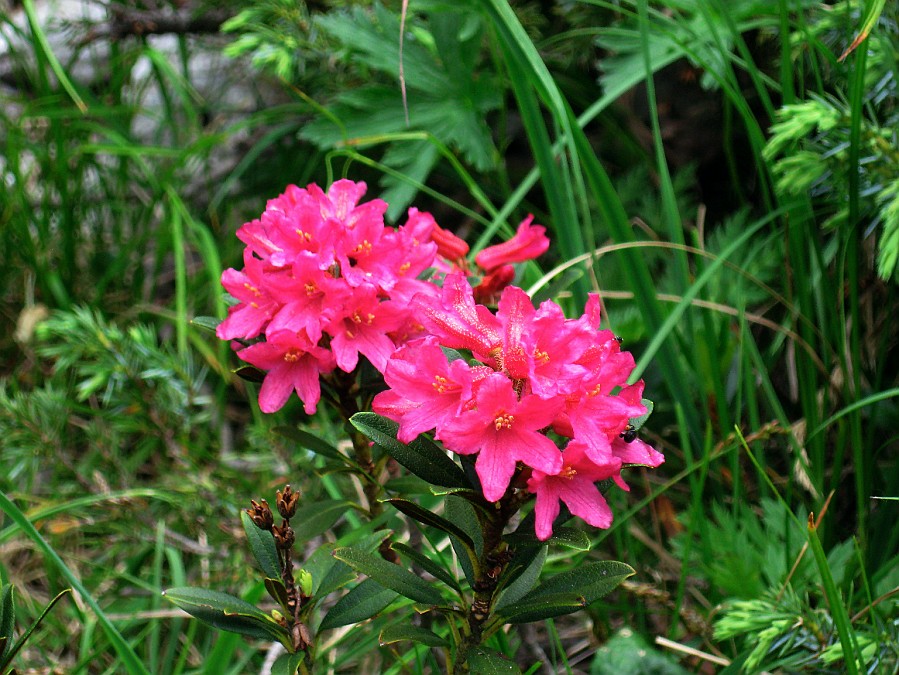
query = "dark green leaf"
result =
(332, 547, 445, 606)
(292, 500, 354, 543)
(445, 496, 482, 586)
(162, 587, 289, 643)
(385, 499, 475, 549)
(350, 413, 469, 488)
(190, 316, 221, 333)
(545, 527, 592, 551)
(308, 531, 390, 598)
(240, 510, 280, 580)
(529, 561, 634, 604)
(495, 546, 547, 611)
(273, 425, 345, 462)
(380, 623, 447, 648)
(495, 592, 587, 624)
(391, 542, 462, 595)
(319, 579, 398, 630)
(505, 526, 590, 551)
(234, 365, 265, 383)
(466, 646, 522, 674)
(307, 546, 356, 599)
(445, 496, 483, 556)
(264, 577, 289, 611)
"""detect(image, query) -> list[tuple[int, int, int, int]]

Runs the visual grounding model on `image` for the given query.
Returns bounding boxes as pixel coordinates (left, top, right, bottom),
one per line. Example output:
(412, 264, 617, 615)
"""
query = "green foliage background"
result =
(1, 0, 897, 672)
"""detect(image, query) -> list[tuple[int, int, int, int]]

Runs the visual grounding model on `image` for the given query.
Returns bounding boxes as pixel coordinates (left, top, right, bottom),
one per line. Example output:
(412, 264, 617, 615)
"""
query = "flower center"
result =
(432, 375, 452, 394)
(494, 412, 514, 431)
(283, 349, 301, 363)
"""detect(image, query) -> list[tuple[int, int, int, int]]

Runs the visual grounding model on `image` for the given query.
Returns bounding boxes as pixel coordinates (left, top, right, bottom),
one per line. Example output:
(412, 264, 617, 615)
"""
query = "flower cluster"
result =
(372, 274, 664, 540)
(217, 180, 440, 414)
(219, 179, 661, 540)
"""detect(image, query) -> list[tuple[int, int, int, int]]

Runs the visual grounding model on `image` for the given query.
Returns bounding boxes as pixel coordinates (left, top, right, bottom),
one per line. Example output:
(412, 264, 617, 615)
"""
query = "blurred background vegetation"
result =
(1, 0, 897, 672)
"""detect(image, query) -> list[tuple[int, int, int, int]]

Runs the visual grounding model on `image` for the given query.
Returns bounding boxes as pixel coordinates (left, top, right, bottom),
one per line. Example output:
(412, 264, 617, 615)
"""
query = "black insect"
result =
(620, 424, 638, 443)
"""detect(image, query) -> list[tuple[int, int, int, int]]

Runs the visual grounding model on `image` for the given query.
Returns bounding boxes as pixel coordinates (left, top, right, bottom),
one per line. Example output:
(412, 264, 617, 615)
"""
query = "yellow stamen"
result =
(494, 412, 514, 431)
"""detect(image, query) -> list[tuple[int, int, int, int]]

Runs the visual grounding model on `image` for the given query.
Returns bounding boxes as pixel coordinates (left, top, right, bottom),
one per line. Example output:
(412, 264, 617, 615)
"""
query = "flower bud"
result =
(297, 569, 313, 597)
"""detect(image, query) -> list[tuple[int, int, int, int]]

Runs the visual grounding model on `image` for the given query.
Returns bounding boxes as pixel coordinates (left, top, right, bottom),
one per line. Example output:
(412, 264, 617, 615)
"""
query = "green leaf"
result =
(240, 510, 280, 580)
(630, 399, 654, 431)
(308, 531, 390, 598)
(319, 579, 398, 630)
(0, 584, 13, 661)
(234, 365, 265, 383)
(264, 577, 289, 612)
(495, 546, 547, 611)
(529, 561, 635, 603)
(162, 587, 289, 644)
(380, 623, 447, 648)
(391, 542, 462, 595)
(350, 413, 469, 488)
(293, 500, 354, 543)
(505, 527, 590, 551)
(385, 499, 475, 549)
(466, 646, 522, 674)
(273, 425, 346, 462)
(190, 316, 221, 333)
(272, 652, 306, 675)
(498, 561, 635, 624)
(332, 547, 445, 606)
(495, 592, 587, 624)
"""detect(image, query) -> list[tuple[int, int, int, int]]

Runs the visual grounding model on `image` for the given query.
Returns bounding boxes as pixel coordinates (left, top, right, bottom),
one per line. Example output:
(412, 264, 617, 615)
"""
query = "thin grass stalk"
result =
(777, 0, 796, 105)
(636, 0, 691, 294)
(20, 0, 86, 112)
(807, 518, 861, 675)
(845, 27, 869, 545)
(148, 522, 166, 672)
(165, 187, 189, 357)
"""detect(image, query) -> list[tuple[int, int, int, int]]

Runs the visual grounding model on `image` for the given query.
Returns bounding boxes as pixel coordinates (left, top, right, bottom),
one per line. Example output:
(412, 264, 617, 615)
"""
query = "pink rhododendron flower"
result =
(373, 337, 486, 443)
(238, 330, 335, 414)
(527, 441, 621, 541)
(414, 274, 502, 359)
(437, 374, 563, 502)
(474, 215, 549, 272)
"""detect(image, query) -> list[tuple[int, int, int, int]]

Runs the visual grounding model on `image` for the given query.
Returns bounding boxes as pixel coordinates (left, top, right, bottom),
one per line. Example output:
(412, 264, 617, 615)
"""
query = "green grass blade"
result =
(0, 490, 151, 675)
(20, 0, 86, 112)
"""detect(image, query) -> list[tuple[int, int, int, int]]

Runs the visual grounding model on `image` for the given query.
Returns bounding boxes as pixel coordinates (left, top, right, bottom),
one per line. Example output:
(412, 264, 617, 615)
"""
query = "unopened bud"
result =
(298, 569, 313, 597)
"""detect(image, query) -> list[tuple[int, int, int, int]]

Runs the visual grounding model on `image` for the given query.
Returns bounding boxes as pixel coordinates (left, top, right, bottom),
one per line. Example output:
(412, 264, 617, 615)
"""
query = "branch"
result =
(76, 5, 234, 46)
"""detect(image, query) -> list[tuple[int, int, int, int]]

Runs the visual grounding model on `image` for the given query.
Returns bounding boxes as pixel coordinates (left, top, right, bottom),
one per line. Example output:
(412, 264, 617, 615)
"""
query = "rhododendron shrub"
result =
(175, 179, 664, 672)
